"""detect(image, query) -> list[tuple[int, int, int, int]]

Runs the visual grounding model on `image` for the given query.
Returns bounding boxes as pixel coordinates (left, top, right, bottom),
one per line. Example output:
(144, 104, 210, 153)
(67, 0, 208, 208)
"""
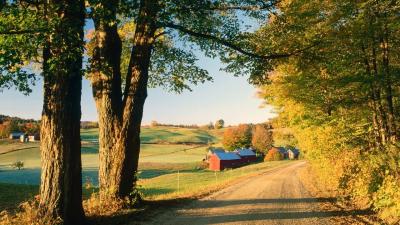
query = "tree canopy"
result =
(255, 0, 400, 222)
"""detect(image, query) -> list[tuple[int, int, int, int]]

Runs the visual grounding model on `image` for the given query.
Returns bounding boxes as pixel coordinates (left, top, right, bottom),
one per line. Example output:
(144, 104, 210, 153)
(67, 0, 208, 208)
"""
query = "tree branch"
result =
(162, 22, 294, 60)
(208, 0, 280, 11)
(154, 31, 169, 40)
(173, 0, 280, 12)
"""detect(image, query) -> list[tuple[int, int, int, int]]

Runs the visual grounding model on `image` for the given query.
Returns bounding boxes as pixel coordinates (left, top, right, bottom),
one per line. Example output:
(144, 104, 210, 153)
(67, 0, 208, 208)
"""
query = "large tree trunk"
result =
(90, 0, 159, 200)
(112, 0, 158, 199)
(361, 44, 387, 147)
(39, 0, 85, 223)
(90, 0, 124, 199)
(381, 23, 396, 142)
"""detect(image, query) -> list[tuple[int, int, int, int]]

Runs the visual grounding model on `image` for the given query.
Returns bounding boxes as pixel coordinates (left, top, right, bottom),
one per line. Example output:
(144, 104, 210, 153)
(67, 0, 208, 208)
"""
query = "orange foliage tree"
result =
(251, 124, 273, 154)
(264, 148, 284, 161)
(222, 124, 252, 151)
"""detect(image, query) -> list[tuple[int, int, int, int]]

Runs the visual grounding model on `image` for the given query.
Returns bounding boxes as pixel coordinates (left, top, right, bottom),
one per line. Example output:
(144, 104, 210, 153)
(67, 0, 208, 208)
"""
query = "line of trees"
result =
(149, 121, 199, 129)
(0, 117, 41, 138)
(222, 123, 273, 154)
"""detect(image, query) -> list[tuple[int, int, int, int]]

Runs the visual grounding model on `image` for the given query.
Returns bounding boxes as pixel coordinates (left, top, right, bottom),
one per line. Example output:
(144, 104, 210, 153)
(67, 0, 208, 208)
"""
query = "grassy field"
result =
(139, 160, 292, 200)
(0, 126, 240, 211)
(0, 139, 38, 155)
(0, 160, 293, 211)
(0, 144, 210, 185)
(0, 126, 222, 185)
(81, 126, 224, 144)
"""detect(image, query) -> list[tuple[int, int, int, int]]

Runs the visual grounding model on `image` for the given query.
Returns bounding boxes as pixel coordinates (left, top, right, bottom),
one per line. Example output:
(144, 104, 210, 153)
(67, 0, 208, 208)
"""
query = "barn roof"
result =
(214, 152, 241, 160)
(277, 147, 287, 154)
(209, 148, 225, 154)
(236, 149, 256, 156)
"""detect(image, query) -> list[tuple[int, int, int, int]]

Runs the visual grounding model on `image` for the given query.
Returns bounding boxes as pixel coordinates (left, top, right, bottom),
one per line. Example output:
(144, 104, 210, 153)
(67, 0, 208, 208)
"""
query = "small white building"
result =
(288, 149, 300, 160)
(28, 134, 40, 142)
(20, 134, 29, 143)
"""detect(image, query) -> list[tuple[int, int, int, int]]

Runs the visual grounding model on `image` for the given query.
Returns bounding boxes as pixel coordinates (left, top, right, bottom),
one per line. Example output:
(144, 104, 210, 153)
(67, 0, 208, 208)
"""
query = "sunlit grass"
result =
(139, 160, 293, 200)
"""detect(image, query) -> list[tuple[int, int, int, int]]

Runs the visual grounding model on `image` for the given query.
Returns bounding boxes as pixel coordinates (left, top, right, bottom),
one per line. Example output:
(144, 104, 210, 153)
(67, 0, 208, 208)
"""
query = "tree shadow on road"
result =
(186, 197, 337, 209)
(88, 197, 374, 225)
(170, 209, 373, 224)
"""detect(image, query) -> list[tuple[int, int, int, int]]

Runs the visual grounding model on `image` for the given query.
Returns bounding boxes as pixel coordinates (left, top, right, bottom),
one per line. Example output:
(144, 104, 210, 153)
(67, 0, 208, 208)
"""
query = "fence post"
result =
(177, 170, 180, 193)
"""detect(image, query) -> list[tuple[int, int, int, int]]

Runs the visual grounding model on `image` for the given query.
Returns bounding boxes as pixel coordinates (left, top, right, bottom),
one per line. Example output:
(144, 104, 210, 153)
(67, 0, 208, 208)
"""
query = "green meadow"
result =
(0, 126, 292, 212)
(0, 126, 226, 210)
(80, 126, 223, 144)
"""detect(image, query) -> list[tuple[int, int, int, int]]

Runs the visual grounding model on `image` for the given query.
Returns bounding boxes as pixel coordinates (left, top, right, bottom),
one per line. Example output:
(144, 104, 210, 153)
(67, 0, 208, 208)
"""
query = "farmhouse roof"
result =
(235, 149, 256, 156)
(214, 152, 242, 160)
(288, 148, 300, 154)
(270, 146, 287, 154)
(10, 132, 24, 136)
(277, 147, 287, 153)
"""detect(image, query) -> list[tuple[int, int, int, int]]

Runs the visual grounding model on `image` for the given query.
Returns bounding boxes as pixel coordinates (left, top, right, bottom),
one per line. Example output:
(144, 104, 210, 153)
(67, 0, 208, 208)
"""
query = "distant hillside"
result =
(0, 114, 38, 124)
(81, 126, 225, 145)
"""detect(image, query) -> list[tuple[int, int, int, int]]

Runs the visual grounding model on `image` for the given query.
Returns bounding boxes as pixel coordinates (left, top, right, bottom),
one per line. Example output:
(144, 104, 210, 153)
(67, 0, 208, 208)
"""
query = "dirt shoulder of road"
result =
(298, 165, 382, 225)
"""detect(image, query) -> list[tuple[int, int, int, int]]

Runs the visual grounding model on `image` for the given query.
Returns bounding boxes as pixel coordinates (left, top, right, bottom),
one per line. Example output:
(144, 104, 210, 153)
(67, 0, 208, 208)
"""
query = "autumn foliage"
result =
(222, 124, 252, 151)
(264, 148, 284, 161)
(251, 124, 273, 154)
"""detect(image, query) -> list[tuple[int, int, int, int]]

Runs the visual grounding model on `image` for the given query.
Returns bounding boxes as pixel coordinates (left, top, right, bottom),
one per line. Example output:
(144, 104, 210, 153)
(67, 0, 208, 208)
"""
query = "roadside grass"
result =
(298, 164, 381, 224)
(139, 160, 293, 200)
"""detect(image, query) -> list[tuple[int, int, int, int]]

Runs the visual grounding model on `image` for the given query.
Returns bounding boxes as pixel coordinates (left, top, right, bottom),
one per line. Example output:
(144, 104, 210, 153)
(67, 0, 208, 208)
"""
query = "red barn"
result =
(209, 152, 242, 171)
(235, 149, 257, 163)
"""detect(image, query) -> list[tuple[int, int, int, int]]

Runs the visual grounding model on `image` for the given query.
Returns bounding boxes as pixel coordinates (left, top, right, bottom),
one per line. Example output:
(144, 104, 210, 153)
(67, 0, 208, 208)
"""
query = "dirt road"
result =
(143, 161, 366, 225)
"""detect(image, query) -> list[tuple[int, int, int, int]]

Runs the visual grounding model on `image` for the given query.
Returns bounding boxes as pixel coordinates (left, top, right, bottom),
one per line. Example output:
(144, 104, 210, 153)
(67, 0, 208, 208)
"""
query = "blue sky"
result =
(0, 55, 275, 125)
(0, 15, 276, 126)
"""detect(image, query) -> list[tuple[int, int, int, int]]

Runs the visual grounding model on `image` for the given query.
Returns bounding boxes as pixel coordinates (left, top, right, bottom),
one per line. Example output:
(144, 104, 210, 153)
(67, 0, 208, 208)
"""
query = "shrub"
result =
(264, 148, 284, 161)
(374, 174, 400, 224)
(214, 119, 224, 129)
(12, 161, 24, 170)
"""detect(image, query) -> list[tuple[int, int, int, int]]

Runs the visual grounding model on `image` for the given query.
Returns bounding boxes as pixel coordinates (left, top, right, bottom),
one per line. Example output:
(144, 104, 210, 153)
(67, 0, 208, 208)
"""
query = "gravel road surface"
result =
(144, 161, 344, 225)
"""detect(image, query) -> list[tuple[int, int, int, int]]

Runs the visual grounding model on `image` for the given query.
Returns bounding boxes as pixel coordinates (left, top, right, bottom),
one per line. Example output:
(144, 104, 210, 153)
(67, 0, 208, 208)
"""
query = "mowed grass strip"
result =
(139, 160, 293, 200)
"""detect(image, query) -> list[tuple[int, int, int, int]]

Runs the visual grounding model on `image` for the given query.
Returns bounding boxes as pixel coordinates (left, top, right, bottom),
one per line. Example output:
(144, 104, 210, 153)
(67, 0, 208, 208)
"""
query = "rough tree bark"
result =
(39, 0, 85, 224)
(116, 0, 158, 198)
(90, 0, 158, 200)
(90, 0, 124, 199)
